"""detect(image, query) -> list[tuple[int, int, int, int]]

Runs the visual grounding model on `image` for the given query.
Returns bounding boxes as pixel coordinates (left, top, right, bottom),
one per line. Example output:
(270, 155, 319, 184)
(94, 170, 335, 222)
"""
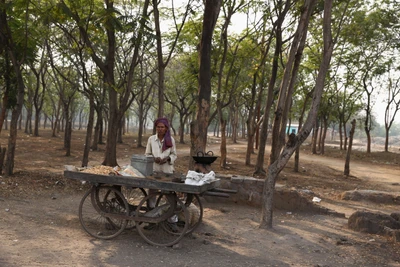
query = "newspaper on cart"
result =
(185, 170, 216, 186)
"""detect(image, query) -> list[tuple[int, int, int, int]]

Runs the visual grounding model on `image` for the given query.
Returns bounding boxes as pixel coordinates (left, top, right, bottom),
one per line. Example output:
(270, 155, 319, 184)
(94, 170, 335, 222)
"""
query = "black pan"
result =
(193, 151, 218, 164)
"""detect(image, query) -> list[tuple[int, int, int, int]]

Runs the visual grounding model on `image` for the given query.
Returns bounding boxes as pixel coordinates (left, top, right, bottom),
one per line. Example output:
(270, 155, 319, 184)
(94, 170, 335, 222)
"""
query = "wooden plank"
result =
(64, 170, 220, 194)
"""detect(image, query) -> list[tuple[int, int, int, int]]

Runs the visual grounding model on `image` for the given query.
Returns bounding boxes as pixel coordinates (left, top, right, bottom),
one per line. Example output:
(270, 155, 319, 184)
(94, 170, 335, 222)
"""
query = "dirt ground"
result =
(0, 129, 400, 267)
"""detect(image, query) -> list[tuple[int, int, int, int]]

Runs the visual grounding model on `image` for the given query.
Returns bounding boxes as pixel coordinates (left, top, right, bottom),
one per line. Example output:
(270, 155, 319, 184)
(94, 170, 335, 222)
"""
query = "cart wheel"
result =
(158, 193, 203, 235)
(79, 186, 128, 239)
(121, 187, 147, 230)
(136, 192, 189, 247)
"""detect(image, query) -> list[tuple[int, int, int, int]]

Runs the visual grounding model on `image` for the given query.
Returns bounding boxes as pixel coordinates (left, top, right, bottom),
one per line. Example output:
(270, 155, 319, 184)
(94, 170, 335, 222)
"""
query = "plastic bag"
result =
(185, 170, 215, 186)
(119, 165, 145, 177)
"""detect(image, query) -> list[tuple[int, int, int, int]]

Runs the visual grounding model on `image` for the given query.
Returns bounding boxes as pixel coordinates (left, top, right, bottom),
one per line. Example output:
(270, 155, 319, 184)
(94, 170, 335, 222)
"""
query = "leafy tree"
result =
(151, 0, 193, 119)
(165, 57, 197, 144)
(254, 0, 294, 175)
(190, 0, 222, 168)
(0, 0, 39, 175)
(383, 71, 400, 151)
(261, 0, 336, 228)
(55, 0, 151, 166)
(340, 3, 398, 153)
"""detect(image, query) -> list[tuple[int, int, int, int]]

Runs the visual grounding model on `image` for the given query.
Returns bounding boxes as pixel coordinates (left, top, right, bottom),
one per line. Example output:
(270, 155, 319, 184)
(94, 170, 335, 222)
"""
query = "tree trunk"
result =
(320, 116, 328, 155)
(293, 91, 311, 172)
(137, 103, 145, 148)
(366, 127, 371, 153)
(254, 8, 284, 175)
(312, 120, 319, 154)
(4, 69, 24, 176)
(1, 4, 26, 175)
(65, 117, 72, 157)
(91, 115, 100, 151)
(231, 103, 238, 144)
(52, 98, 61, 137)
(117, 116, 124, 144)
(34, 110, 40, 136)
(102, 83, 119, 166)
(153, 0, 165, 119)
(190, 0, 222, 161)
(179, 117, 185, 144)
(219, 118, 227, 168)
(384, 127, 389, 152)
(81, 93, 95, 167)
(0, 51, 11, 134)
(344, 119, 356, 176)
(317, 118, 323, 152)
(25, 107, 32, 134)
(261, 0, 334, 229)
(5, 108, 20, 175)
(0, 145, 6, 174)
(343, 123, 348, 150)
(245, 75, 257, 165)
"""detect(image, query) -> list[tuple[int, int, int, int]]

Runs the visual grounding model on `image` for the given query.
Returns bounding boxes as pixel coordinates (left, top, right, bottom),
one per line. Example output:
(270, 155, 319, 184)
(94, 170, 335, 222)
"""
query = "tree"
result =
(190, 0, 222, 168)
(254, 0, 293, 176)
(56, 0, 151, 166)
(214, 0, 248, 168)
(344, 119, 356, 176)
(339, 3, 399, 153)
(0, 0, 38, 175)
(165, 57, 196, 144)
(383, 73, 400, 152)
(28, 42, 49, 137)
(152, 0, 193, 119)
(261, 0, 336, 228)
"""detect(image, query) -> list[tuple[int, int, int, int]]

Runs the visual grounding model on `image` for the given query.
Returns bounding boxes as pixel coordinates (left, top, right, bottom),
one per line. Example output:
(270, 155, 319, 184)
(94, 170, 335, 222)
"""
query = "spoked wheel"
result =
(79, 185, 129, 239)
(121, 187, 147, 230)
(135, 192, 189, 247)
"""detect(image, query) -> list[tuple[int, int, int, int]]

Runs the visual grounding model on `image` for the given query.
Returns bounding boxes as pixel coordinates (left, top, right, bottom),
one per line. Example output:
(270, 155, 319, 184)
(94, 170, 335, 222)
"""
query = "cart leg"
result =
(181, 193, 203, 234)
(120, 186, 147, 230)
(135, 192, 189, 247)
(79, 185, 128, 239)
(159, 193, 203, 235)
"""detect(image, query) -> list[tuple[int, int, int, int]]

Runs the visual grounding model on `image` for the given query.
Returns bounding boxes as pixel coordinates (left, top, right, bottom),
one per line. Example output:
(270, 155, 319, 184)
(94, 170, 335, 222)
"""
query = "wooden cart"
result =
(64, 170, 221, 247)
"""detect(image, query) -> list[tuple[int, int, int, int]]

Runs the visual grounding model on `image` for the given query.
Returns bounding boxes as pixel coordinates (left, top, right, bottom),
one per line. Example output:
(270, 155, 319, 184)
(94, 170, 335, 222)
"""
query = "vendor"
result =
(145, 117, 177, 174)
(145, 117, 177, 209)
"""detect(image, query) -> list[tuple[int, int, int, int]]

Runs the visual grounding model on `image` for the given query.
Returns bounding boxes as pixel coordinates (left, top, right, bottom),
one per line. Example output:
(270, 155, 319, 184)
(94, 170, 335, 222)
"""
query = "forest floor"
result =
(0, 129, 400, 267)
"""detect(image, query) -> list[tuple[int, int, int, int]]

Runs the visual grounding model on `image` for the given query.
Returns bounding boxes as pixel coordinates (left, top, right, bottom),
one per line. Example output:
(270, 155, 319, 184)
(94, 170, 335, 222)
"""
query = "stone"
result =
(348, 211, 400, 235)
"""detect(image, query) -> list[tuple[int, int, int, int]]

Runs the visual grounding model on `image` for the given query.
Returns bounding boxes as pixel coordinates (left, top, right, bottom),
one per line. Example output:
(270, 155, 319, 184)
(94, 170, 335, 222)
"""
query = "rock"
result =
(348, 211, 400, 235)
(392, 230, 400, 242)
(341, 190, 398, 204)
(391, 212, 400, 221)
(172, 242, 182, 249)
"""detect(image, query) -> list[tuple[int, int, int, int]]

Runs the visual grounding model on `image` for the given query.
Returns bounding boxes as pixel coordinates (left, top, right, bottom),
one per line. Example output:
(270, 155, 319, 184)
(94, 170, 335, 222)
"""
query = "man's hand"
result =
(154, 157, 162, 164)
(159, 157, 170, 165)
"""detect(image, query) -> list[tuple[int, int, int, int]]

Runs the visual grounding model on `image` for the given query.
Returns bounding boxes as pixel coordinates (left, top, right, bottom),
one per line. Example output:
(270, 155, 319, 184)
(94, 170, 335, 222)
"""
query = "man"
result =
(145, 117, 177, 173)
(145, 117, 177, 210)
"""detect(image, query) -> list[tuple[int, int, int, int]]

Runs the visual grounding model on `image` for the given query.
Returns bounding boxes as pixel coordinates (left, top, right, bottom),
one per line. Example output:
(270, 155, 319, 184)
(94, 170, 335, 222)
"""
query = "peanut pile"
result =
(81, 165, 120, 175)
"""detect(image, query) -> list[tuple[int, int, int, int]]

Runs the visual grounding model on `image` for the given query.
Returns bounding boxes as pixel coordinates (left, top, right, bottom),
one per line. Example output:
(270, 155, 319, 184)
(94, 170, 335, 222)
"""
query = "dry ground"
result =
(0, 129, 400, 267)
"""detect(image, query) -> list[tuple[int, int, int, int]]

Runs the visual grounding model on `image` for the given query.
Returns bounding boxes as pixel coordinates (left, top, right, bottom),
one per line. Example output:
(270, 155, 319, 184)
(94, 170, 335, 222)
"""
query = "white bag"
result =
(185, 170, 215, 186)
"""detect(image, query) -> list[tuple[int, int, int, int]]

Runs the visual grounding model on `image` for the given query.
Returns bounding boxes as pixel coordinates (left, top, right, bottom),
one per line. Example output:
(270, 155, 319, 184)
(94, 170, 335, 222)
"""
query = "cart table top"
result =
(64, 170, 220, 194)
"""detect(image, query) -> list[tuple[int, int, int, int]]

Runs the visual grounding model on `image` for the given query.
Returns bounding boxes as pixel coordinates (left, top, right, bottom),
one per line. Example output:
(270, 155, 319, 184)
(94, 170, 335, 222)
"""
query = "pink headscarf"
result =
(155, 117, 173, 151)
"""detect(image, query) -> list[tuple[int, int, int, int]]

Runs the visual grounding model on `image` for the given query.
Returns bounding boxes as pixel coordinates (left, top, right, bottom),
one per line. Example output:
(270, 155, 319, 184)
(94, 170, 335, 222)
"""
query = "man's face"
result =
(156, 122, 167, 136)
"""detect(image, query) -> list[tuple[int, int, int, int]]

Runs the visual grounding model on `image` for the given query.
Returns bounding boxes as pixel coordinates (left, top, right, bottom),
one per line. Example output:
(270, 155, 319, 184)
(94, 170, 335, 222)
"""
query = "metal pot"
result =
(192, 151, 218, 164)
